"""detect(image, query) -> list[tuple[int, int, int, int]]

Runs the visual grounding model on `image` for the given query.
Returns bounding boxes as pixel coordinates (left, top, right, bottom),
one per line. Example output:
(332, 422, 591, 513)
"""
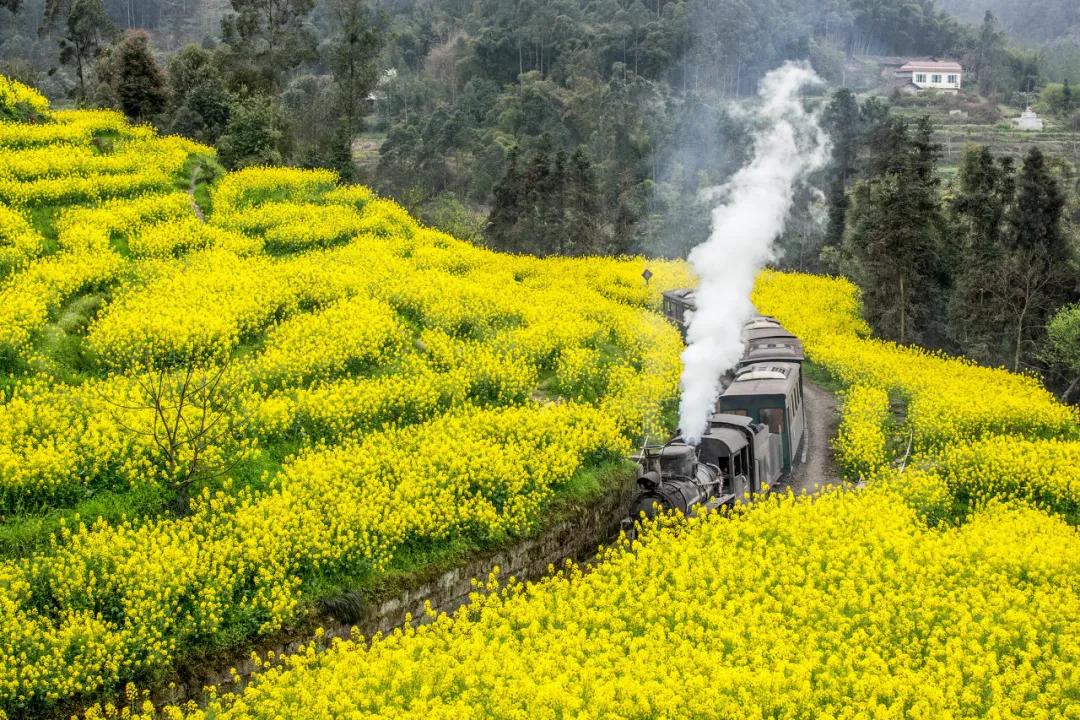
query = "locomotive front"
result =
(623, 443, 724, 537)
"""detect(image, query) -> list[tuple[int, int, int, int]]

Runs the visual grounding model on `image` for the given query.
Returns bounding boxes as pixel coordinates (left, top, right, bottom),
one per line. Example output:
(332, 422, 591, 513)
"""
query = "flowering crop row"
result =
(0, 403, 627, 711)
(0, 109, 153, 149)
(120, 485, 1080, 720)
(752, 271, 1078, 462)
(0, 203, 43, 274)
(832, 384, 891, 482)
(0, 137, 201, 182)
(0, 193, 193, 356)
(0, 76, 49, 118)
(127, 217, 262, 258)
(210, 166, 338, 219)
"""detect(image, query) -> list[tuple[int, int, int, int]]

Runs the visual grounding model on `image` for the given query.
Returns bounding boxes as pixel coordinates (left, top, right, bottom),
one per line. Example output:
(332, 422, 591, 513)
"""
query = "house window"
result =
(915, 73, 927, 83)
(931, 74, 942, 83)
(947, 74, 958, 84)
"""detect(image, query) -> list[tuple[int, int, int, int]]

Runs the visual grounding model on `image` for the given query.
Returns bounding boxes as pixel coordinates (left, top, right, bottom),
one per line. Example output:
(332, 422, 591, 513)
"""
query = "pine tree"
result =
(822, 88, 861, 248)
(991, 147, 1072, 371)
(486, 146, 524, 253)
(948, 145, 1012, 361)
(566, 146, 603, 256)
(848, 114, 944, 346)
(110, 31, 170, 121)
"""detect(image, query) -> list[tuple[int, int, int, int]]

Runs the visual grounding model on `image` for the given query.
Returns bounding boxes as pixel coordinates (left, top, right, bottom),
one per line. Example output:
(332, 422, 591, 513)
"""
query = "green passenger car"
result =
(717, 362, 805, 473)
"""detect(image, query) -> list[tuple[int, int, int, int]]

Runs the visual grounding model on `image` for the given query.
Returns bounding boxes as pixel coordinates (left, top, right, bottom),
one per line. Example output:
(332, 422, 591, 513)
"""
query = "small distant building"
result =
(895, 59, 963, 93)
(1014, 107, 1044, 131)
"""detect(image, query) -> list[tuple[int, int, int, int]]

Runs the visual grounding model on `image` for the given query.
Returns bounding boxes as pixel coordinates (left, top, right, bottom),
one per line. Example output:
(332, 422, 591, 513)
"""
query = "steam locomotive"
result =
(622, 290, 806, 536)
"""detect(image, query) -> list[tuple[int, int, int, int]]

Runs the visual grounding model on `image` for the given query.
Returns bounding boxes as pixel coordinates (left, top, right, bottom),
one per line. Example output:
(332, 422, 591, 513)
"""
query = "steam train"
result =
(622, 289, 806, 536)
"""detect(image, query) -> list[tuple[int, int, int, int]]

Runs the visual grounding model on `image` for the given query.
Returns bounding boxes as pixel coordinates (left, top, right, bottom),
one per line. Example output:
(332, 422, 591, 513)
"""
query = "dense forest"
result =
(2, 0, 1080, 389)
(936, 0, 1079, 44)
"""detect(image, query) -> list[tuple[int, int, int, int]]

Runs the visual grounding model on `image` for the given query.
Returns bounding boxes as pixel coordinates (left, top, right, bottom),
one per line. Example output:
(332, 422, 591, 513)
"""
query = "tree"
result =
(992, 147, 1071, 371)
(565, 146, 605, 256)
(848, 114, 944, 346)
(486, 146, 524, 252)
(109, 359, 250, 514)
(100, 30, 170, 121)
(327, 0, 384, 138)
(46, 0, 116, 100)
(822, 88, 861, 249)
(1065, 78, 1075, 113)
(220, 0, 317, 87)
(216, 94, 284, 169)
(948, 145, 1012, 361)
(166, 46, 233, 143)
(1042, 303, 1080, 401)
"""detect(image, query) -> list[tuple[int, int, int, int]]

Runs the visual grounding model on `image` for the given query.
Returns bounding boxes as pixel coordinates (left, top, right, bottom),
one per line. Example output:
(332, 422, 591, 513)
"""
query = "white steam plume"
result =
(678, 63, 830, 443)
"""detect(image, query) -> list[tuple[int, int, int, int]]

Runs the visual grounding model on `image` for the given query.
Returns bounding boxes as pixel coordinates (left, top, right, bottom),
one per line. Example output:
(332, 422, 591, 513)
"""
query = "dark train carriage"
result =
(741, 336, 804, 366)
(717, 362, 805, 473)
(699, 413, 783, 501)
(743, 315, 798, 342)
(661, 288, 695, 339)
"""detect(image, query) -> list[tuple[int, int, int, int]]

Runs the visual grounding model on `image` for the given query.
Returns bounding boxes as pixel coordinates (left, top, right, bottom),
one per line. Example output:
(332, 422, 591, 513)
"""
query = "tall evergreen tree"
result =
(107, 30, 170, 121)
(565, 146, 604, 256)
(328, 0, 384, 139)
(486, 146, 524, 252)
(948, 145, 1012, 361)
(822, 88, 861, 249)
(991, 147, 1072, 370)
(848, 114, 944, 345)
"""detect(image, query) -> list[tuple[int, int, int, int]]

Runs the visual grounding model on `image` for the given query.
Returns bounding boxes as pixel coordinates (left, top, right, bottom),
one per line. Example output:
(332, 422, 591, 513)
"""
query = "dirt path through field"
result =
(189, 163, 206, 221)
(782, 378, 843, 495)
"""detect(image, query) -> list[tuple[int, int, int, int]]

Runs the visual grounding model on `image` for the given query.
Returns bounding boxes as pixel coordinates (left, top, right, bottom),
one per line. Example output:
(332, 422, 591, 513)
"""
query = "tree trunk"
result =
(899, 276, 905, 345)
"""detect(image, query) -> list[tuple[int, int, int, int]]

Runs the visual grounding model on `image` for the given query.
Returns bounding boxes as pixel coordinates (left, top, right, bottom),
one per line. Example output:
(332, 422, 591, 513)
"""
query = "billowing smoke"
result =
(678, 63, 830, 443)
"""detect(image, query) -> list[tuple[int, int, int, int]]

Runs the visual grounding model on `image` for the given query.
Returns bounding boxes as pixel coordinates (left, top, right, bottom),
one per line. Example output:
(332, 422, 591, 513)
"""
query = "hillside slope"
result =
(0, 78, 694, 718)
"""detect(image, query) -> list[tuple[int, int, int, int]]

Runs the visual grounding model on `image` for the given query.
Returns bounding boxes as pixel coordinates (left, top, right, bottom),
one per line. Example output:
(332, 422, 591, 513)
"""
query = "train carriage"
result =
(717, 362, 805, 473)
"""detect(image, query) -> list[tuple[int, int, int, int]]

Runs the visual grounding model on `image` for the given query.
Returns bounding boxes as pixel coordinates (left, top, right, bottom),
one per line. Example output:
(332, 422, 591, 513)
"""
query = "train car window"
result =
(717, 456, 730, 477)
(760, 407, 786, 433)
(727, 409, 749, 417)
(733, 452, 743, 477)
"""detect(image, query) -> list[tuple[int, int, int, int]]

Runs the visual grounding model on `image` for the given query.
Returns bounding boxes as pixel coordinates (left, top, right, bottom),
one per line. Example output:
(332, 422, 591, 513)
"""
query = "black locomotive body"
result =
(622, 298, 807, 537)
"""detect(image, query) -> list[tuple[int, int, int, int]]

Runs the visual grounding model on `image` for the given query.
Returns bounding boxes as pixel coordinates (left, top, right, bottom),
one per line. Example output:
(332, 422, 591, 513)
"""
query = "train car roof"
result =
(662, 288, 696, 305)
(721, 362, 801, 397)
(745, 326, 798, 341)
(699, 427, 749, 456)
(709, 412, 754, 429)
(742, 338, 805, 364)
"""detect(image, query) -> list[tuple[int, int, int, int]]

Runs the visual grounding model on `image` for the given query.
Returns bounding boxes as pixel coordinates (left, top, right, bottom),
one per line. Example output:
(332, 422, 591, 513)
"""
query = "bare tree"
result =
(986, 246, 1071, 373)
(108, 358, 250, 513)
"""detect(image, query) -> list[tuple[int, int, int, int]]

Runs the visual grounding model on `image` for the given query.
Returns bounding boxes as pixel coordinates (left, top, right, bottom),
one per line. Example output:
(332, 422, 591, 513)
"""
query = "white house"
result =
(895, 60, 963, 93)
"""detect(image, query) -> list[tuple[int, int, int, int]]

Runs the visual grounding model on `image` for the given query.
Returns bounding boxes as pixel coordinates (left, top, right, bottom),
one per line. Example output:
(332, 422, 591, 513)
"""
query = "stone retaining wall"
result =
(159, 470, 638, 705)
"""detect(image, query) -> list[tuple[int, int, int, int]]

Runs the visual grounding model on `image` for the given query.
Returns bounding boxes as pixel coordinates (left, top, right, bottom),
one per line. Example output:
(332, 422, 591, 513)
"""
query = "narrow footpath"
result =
(783, 378, 843, 494)
(189, 163, 206, 221)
